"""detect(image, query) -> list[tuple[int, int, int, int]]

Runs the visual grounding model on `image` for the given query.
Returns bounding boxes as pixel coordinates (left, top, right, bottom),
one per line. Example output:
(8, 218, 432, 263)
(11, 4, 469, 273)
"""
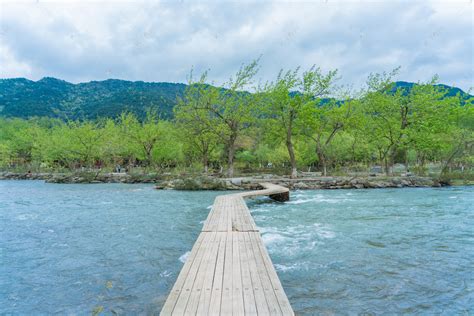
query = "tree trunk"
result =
(144, 143, 153, 167)
(202, 154, 209, 173)
(418, 153, 426, 176)
(404, 150, 409, 173)
(226, 135, 237, 177)
(316, 144, 327, 176)
(286, 127, 297, 179)
(227, 158, 234, 177)
(286, 140, 297, 178)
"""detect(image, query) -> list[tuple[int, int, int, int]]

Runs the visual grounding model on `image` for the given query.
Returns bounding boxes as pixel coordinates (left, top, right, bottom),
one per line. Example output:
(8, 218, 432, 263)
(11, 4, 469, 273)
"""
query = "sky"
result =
(0, 0, 473, 91)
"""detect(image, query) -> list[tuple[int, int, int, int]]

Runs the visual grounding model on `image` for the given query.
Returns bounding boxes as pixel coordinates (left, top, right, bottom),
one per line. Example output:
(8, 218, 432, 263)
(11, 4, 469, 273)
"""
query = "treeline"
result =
(0, 62, 473, 179)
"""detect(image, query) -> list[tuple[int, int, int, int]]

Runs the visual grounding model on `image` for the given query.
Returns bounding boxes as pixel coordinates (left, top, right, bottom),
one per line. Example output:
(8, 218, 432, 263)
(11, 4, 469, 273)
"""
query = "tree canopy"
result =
(1, 63, 472, 181)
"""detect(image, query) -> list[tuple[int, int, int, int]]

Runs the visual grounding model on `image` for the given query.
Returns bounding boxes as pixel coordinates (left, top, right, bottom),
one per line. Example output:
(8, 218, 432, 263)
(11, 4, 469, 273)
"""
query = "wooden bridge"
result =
(161, 183, 294, 315)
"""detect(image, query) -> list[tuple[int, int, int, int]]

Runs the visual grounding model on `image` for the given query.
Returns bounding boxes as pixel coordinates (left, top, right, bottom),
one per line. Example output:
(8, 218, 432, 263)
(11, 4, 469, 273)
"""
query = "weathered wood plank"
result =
(248, 232, 282, 316)
(161, 233, 205, 315)
(173, 233, 212, 315)
(195, 232, 221, 315)
(232, 232, 245, 315)
(238, 232, 257, 316)
(253, 233, 294, 315)
(184, 232, 217, 315)
(244, 232, 270, 316)
(221, 231, 233, 314)
(208, 232, 226, 314)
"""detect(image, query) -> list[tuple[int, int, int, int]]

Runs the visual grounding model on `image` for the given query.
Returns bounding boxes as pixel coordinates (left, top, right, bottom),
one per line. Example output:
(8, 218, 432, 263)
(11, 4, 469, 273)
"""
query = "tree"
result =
(174, 71, 220, 173)
(0, 118, 38, 166)
(67, 121, 105, 168)
(299, 97, 354, 176)
(175, 61, 259, 177)
(119, 111, 163, 167)
(437, 101, 474, 180)
(263, 66, 338, 178)
(361, 70, 461, 175)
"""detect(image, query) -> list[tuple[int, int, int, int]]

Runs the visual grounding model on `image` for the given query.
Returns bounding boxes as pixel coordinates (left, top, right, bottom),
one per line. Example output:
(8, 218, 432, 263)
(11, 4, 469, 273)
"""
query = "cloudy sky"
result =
(1, 0, 473, 91)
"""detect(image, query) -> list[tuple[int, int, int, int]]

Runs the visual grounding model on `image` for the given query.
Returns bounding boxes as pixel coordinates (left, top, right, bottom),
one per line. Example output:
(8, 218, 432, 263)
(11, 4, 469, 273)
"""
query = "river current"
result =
(1, 181, 473, 314)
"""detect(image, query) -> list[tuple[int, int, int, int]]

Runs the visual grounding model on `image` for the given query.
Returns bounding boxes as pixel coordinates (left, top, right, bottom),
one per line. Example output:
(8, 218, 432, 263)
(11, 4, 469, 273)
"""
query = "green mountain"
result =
(0, 77, 471, 120)
(393, 81, 473, 105)
(0, 77, 186, 120)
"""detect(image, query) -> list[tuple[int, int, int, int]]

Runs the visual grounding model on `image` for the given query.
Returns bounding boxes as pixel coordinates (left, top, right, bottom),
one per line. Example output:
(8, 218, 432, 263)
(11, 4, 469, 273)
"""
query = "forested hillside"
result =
(0, 77, 186, 120)
(0, 77, 471, 120)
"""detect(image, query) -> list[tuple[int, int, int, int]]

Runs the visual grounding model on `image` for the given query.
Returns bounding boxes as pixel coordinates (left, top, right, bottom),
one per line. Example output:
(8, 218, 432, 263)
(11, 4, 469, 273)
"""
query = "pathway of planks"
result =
(161, 183, 294, 315)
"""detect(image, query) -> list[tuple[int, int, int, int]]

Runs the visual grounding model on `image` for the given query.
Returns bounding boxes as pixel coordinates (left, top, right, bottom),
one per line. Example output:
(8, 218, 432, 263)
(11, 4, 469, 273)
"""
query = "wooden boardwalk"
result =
(161, 183, 294, 316)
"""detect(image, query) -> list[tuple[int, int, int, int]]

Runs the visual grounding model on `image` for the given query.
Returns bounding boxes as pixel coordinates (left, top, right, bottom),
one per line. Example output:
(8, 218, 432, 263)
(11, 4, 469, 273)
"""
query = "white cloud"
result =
(0, 0, 472, 91)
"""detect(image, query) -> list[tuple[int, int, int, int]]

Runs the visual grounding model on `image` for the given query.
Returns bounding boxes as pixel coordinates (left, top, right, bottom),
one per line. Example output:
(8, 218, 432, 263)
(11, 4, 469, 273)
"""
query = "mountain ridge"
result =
(1, 77, 472, 120)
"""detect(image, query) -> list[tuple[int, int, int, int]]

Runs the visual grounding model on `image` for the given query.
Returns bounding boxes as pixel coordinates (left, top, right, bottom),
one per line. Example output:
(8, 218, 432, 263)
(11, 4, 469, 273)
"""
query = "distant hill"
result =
(0, 77, 471, 120)
(392, 81, 473, 105)
(0, 77, 186, 120)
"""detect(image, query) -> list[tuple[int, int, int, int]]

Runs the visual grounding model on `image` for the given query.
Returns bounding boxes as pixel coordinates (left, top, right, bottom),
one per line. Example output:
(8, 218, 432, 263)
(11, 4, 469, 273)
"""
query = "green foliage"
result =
(0, 66, 473, 178)
(0, 114, 188, 171)
(174, 61, 260, 176)
(261, 66, 339, 177)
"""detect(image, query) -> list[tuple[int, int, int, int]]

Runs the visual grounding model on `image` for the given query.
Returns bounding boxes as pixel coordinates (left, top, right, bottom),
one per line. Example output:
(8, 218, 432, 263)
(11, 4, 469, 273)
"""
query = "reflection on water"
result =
(1, 181, 473, 314)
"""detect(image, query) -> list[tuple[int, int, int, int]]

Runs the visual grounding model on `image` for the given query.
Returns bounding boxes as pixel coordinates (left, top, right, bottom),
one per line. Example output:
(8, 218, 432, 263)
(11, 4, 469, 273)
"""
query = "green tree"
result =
(119, 111, 163, 167)
(437, 102, 474, 180)
(175, 71, 220, 173)
(299, 97, 354, 176)
(263, 66, 338, 178)
(70, 121, 105, 168)
(175, 61, 259, 177)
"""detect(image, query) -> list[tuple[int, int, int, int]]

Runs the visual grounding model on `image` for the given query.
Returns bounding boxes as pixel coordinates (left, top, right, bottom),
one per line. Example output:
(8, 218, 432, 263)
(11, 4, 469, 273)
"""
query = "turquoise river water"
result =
(1, 181, 473, 315)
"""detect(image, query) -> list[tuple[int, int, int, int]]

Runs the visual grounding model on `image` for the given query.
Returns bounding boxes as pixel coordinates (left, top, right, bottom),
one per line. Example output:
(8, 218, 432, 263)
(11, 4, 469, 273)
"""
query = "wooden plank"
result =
(202, 202, 214, 231)
(161, 233, 206, 315)
(253, 233, 294, 316)
(183, 232, 217, 315)
(208, 232, 226, 314)
(202, 203, 215, 231)
(232, 232, 245, 315)
(172, 233, 211, 315)
(248, 232, 282, 316)
(243, 232, 270, 316)
(238, 232, 257, 316)
(217, 199, 227, 232)
(221, 232, 233, 314)
(195, 232, 221, 315)
(233, 199, 244, 232)
(240, 200, 258, 232)
(226, 198, 233, 232)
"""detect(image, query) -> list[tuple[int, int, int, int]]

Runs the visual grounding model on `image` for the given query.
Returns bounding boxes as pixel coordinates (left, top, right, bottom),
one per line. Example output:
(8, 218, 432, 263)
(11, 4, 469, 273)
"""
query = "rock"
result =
(401, 179, 410, 186)
(155, 184, 166, 190)
(391, 178, 402, 185)
(293, 182, 309, 189)
(230, 178, 243, 186)
(172, 177, 231, 190)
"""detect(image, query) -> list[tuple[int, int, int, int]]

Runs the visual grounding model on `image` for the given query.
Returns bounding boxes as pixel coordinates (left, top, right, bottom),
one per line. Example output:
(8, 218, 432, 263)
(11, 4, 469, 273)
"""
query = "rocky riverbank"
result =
(0, 171, 447, 189)
(0, 171, 158, 184)
(155, 175, 442, 190)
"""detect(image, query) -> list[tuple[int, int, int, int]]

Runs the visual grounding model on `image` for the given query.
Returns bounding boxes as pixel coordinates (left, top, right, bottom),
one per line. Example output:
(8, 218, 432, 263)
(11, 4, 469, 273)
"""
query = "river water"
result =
(1, 181, 473, 314)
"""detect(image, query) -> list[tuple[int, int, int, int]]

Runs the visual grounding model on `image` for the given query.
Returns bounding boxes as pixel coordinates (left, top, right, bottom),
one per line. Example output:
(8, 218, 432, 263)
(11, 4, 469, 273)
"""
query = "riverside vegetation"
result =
(1, 62, 473, 188)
